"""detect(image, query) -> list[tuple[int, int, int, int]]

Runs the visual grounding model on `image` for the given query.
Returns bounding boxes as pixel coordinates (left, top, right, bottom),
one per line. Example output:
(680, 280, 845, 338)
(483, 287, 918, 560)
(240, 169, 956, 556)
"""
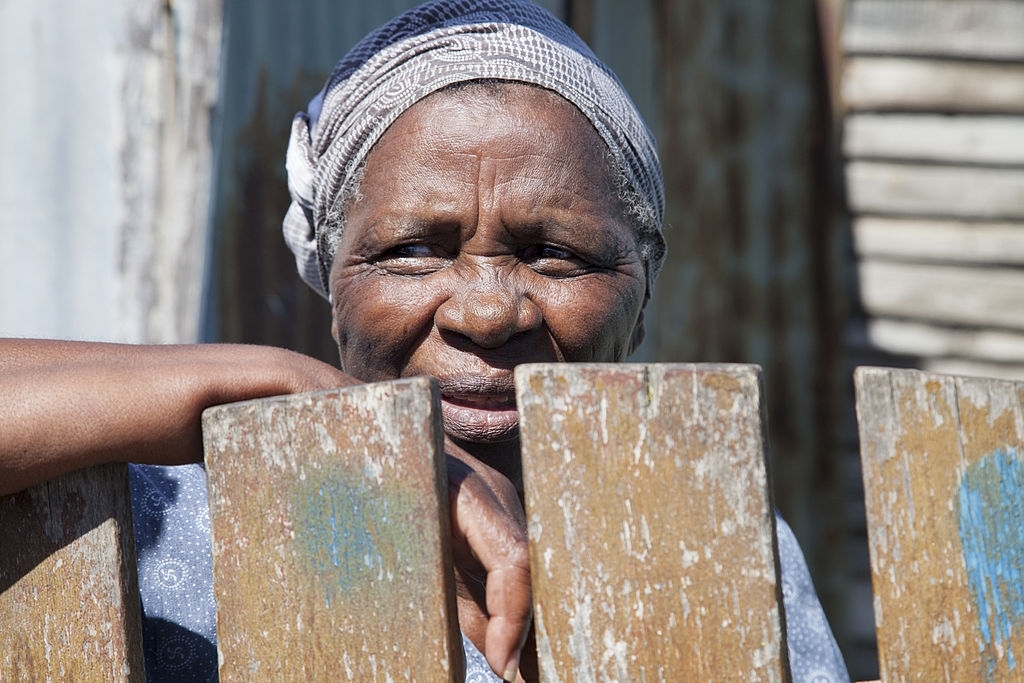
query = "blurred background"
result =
(2, 1, 1023, 678)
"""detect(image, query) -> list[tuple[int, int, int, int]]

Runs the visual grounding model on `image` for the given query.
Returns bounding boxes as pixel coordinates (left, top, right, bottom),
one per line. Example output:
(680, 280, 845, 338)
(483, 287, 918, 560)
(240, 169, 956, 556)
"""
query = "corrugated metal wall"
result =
(0, 0, 221, 344)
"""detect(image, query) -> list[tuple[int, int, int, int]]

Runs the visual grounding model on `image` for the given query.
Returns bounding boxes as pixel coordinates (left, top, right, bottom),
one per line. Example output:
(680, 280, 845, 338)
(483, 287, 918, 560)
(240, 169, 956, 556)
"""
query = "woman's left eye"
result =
(388, 244, 437, 258)
(535, 245, 572, 260)
(522, 244, 589, 276)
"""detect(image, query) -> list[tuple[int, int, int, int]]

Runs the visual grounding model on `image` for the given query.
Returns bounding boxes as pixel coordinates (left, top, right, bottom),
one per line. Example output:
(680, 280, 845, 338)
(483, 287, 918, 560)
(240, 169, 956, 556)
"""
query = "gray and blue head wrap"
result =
(283, 0, 666, 300)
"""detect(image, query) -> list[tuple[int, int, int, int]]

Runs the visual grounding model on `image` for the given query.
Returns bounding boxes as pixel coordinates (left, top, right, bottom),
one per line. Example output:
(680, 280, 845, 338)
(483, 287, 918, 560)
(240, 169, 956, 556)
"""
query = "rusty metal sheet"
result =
(202, 377, 460, 681)
(855, 367, 1024, 682)
(516, 363, 789, 682)
(0, 464, 144, 681)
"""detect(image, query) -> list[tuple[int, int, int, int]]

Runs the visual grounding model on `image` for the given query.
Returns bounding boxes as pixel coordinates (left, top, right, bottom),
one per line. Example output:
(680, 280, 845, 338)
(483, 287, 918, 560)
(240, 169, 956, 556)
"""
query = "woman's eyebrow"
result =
(360, 215, 463, 243)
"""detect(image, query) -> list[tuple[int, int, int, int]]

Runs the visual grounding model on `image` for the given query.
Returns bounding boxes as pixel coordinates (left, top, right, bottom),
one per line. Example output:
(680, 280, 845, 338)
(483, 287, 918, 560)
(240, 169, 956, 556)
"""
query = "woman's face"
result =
(329, 83, 647, 453)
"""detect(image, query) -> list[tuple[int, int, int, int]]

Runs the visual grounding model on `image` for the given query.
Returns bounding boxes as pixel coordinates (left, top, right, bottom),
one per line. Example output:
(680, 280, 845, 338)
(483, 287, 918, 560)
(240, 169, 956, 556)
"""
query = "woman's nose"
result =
(435, 278, 542, 348)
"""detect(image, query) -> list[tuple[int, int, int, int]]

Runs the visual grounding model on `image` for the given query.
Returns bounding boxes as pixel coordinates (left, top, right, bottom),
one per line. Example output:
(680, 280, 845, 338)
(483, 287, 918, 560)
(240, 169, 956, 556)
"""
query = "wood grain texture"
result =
(843, 0, 1024, 61)
(842, 57, 1024, 113)
(852, 217, 1024, 266)
(0, 464, 144, 681)
(849, 318, 1024, 365)
(857, 260, 1024, 330)
(203, 378, 460, 682)
(855, 367, 1024, 681)
(844, 114, 1024, 166)
(845, 161, 1024, 220)
(516, 363, 789, 682)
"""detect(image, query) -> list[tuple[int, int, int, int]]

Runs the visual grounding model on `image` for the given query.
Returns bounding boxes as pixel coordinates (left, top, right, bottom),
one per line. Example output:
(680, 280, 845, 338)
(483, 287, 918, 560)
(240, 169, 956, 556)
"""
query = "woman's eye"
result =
(374, 243, 449, 275)
(386, 244, 436, 259)
(524, 244, 590, 276)
(536, 245, 572, 260)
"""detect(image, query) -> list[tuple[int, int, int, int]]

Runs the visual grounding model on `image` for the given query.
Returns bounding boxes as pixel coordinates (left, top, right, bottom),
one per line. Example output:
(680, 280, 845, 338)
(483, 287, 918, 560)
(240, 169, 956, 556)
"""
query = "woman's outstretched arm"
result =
(0, 339, 356, 495)
(0, 338, 534, 679)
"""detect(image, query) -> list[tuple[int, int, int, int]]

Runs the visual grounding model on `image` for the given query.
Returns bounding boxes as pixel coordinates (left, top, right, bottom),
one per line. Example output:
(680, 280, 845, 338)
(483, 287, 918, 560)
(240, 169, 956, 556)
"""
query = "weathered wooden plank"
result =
(844, 114, 1024, 166)
(855, 367, 1024, 681)
(516, 363, 789, 682)
(203, 378, 460, 681)
(849, 318, 1024, 366)
(0, 464, 144, 681)
(846, 161, 1024, 220)
(844, 0, 1024, 61)
(921, 359, 1024, 384)
(858, 260, 1024, 330)
(852, 217, 1024, 265)
(842, 57, 1024, 113)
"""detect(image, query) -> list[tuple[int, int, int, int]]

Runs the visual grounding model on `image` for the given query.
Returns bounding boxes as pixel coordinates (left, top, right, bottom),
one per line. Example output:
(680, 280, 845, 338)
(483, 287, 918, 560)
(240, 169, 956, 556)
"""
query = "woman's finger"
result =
(446, 450, 532, 681)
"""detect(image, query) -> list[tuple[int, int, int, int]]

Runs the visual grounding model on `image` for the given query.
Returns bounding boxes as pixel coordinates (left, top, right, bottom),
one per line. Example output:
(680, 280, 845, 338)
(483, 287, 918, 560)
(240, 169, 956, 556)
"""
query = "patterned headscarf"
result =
(283, 0, 665, 300)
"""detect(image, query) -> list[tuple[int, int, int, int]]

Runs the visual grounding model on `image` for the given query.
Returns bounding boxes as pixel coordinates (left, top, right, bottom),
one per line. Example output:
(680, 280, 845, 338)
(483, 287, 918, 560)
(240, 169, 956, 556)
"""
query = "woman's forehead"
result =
(374, 84, 607, 171)
(356, 83, 619, 214)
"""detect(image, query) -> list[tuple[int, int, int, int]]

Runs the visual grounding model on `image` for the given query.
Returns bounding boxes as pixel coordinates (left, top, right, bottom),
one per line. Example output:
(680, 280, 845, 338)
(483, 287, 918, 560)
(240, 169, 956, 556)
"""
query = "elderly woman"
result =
(0, 1, 849, 681)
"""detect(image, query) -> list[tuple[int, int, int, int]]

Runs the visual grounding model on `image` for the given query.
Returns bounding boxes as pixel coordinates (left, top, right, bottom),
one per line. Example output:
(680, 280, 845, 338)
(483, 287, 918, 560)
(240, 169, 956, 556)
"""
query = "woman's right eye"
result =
(375, 243, 450, 274)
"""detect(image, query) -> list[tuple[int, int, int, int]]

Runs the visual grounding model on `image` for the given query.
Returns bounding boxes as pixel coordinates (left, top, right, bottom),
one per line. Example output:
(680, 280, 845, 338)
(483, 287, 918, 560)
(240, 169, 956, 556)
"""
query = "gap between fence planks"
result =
(855, 367, 1024, 682)
(202, 377, 461, 682)
(516, 363, 790, 682)
(0, 463, 144, 681)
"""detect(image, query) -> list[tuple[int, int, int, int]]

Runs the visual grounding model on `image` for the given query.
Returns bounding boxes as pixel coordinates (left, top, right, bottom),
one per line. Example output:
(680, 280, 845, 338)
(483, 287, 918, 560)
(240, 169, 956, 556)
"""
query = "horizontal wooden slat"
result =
(921, 358, 1024, 382)
(846, 162, 1024, 219)
(844, 0, 1024, 61)
(852, 217, 1024, 265)
(516, 363, 789, 683)
(844, 114, 1024, 166)
(847, 317, 1024, 364)
(203, 379, 460, 681)
(858, 260, 1024, 330)
(842, 57, 1024, 113)
(0, 464, 144, 680)
(852, 216, 1024, 263)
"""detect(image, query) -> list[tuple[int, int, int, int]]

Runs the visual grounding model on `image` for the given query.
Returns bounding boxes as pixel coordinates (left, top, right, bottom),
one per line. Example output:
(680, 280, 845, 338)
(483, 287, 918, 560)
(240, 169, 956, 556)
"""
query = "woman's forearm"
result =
(0, 340, 353, 495)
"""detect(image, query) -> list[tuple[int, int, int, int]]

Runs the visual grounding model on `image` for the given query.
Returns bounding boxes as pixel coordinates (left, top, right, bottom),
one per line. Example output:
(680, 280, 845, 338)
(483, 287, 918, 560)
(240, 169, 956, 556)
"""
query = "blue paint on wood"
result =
(293, 469, 427, 610)
(957, 447, 1024, 675)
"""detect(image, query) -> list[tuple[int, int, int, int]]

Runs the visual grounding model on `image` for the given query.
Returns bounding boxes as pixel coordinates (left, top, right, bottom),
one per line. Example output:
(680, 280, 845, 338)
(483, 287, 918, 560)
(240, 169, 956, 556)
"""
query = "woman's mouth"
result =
(437, 384, 519, 443)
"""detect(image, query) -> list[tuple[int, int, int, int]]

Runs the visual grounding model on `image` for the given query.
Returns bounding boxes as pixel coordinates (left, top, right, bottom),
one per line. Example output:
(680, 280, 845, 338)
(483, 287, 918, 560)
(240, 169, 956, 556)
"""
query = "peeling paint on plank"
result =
(202, 378, 461, 681)
(856, 367, 1024, 682)
(516, 363, 788, 682)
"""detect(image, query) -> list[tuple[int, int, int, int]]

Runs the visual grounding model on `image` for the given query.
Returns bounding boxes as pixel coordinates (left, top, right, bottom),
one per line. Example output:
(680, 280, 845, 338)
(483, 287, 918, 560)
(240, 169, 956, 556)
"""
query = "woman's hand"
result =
(0, 339, 356, 495)
(445, 439, 537, 682)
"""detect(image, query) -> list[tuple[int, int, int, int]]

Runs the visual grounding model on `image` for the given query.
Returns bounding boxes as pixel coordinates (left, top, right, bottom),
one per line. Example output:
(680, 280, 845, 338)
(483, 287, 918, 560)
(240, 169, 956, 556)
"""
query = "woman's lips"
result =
(436, 379, 519, 442)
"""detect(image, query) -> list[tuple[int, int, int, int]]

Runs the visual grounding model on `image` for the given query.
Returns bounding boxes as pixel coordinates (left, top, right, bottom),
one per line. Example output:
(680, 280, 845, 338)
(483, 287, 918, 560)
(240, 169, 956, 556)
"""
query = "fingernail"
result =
(502, 653, 520, 682)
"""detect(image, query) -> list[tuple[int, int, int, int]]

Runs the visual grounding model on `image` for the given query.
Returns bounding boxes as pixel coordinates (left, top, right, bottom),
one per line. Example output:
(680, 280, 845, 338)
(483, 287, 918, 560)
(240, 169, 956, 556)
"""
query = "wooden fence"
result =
(2, 363, 1023, 680)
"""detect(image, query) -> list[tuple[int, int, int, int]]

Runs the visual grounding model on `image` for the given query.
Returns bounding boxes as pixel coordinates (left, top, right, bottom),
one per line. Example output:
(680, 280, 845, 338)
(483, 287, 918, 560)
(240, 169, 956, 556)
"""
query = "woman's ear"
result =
(330, 314, 346, 372)
(627, 308, 646, 357)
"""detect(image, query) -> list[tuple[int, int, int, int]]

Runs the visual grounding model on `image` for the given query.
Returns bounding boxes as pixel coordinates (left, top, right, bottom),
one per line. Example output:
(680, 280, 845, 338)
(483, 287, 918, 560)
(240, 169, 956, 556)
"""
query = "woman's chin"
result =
(440, 398, 520, 443)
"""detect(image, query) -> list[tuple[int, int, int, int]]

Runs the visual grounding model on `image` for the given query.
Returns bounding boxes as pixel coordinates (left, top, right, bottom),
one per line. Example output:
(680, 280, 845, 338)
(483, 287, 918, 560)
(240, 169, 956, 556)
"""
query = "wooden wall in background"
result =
(838, 1, 1024, 677)
(843, 0, 1024, 379)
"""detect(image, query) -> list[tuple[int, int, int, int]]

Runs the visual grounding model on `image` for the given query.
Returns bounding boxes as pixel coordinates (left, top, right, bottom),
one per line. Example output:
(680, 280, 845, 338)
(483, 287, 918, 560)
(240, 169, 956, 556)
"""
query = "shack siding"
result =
(840, 0, 1024, 676)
